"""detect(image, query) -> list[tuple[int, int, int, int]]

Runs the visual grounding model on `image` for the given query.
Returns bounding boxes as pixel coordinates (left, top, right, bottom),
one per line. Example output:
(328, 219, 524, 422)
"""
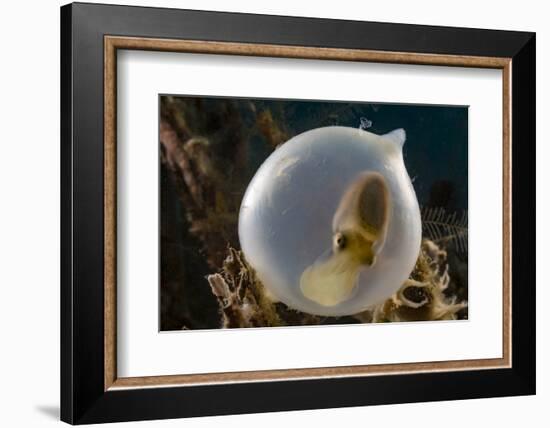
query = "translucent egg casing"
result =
(238, 126, 422, 316)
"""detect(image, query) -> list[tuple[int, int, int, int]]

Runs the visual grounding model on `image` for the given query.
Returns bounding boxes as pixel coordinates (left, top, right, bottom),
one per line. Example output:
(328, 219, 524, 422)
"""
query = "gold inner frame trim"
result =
(104, 35, 512, 391)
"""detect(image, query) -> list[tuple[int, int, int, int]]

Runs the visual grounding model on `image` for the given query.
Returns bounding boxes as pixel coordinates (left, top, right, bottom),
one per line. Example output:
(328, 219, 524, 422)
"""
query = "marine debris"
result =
(207, 239, 467, 329)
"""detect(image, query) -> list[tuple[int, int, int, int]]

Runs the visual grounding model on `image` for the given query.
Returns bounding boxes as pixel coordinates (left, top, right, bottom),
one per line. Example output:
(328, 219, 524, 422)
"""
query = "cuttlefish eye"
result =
(333, 232, 347, 251)
(300, 171, 391, 307)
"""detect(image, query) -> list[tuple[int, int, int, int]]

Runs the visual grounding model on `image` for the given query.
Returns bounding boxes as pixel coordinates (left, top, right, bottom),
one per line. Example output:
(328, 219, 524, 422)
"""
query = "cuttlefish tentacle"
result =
(300, 172, 391, 307)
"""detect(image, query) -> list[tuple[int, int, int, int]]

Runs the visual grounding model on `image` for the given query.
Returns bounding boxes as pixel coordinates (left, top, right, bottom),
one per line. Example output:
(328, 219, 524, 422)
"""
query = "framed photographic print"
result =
(60, 2, 536, 424)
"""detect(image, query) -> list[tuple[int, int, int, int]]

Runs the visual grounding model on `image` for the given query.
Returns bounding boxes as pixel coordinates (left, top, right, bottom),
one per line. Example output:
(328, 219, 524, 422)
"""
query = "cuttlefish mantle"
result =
(300, 172, 391, 306)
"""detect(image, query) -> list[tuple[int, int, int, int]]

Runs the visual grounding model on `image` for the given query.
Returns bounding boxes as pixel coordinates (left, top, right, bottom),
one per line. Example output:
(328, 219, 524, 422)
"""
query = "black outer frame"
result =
(60, 2, 536, 424)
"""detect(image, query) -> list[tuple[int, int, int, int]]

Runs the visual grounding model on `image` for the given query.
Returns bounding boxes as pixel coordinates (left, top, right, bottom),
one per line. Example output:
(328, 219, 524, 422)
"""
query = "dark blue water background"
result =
(246, 99, 468, 212)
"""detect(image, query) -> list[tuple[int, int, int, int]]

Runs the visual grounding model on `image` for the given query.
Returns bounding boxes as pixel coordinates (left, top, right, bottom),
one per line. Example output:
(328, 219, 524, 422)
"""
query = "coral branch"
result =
(160, 119, 238, 268)
(364, 240, 468, 322)
(207, 240, 468, 328)
(207, 248, 284, 328)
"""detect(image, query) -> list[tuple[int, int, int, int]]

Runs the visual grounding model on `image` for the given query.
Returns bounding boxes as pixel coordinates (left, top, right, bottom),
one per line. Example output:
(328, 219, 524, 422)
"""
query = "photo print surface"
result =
(159, 95, 468, 331)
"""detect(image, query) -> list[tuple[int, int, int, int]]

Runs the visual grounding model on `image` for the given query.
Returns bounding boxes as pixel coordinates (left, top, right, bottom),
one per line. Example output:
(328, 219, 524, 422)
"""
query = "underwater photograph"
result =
(159, 95, 468, 331)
